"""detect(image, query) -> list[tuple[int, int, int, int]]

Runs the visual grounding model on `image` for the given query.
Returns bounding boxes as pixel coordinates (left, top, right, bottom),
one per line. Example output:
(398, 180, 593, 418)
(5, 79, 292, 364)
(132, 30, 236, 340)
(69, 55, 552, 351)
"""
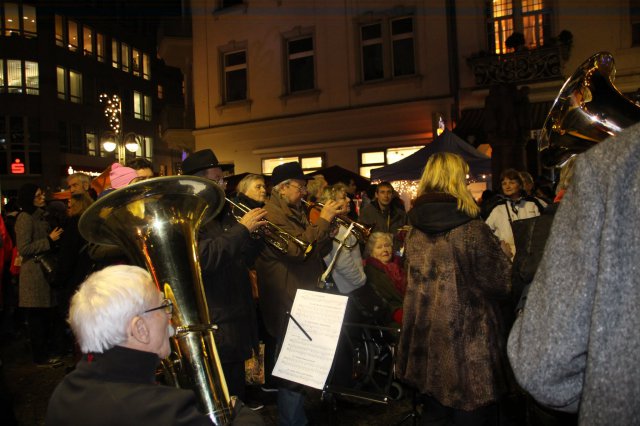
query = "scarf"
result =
(365, 255, 406, 295)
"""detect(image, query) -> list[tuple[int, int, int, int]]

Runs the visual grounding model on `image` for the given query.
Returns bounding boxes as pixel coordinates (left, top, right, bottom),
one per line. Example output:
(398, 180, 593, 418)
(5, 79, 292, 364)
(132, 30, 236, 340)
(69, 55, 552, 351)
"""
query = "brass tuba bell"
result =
(539, 51, 640, 169)
(79, 176, 232, 425)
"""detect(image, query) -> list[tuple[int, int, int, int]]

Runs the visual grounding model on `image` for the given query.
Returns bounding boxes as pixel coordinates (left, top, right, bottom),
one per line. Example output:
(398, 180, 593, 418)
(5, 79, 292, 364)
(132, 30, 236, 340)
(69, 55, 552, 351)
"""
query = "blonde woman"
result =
(395, 152, 512, 425)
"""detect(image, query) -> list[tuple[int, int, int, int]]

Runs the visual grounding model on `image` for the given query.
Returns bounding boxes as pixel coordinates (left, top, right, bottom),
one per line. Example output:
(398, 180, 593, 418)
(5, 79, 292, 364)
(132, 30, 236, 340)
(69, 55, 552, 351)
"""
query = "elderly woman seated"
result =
(363, 232, 406, 326)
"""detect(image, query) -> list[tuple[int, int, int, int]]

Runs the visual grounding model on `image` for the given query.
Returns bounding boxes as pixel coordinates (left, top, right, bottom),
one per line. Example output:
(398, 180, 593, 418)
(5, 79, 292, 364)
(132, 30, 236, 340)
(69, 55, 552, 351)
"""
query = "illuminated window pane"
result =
(132, 49, 141, 76)
(96, 33, 105, 62)
(24, 61, 39, 95)
(143, 54, 151, 80)
(83, 26, 93, 55)
(69, 71, 82, 103)
(112, 39, 119, 68)
(262, 157, 298, 175)
(4, 3, 19, 36)
(23, 5, 37, 36)
(55, 15, 64, 46)
(68, 21, 78, 51)
(86, 132, 97, 156)
(301, 156, 322, 169)
(360, 165, 383, 179)
(144, 95, 152, 121)
(0, 60, 4, 93)
(144, 136, 153, 158)
(57, 67, 66, 100)
(361, 151, 385, 164)
(121, 43, 130, 72)
(7, 60, 22, 94)
(133, 91, 142, 119)
(386, 145, 423, 164)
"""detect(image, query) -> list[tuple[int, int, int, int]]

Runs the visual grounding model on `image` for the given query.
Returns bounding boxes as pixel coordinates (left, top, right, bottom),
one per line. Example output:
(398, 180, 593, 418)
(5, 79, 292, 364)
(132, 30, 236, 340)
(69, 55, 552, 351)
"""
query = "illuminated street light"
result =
(99, 93, 141, 163)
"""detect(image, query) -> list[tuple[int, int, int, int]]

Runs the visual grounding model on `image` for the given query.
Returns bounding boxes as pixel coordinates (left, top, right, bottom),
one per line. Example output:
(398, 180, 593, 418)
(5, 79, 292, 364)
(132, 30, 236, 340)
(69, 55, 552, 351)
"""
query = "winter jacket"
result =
(396, 192, 512, 411)
(16, 209, 55, 308)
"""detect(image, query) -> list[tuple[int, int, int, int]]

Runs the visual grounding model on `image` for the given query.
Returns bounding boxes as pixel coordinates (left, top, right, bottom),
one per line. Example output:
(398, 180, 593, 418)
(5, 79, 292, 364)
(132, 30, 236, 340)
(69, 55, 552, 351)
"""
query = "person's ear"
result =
(129, 316, 150, 344)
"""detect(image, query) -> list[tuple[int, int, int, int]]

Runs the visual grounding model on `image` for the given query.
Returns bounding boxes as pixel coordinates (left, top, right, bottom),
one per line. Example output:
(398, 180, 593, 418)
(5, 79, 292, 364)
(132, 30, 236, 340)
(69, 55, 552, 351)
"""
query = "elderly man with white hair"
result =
(46, 265, 263, 426)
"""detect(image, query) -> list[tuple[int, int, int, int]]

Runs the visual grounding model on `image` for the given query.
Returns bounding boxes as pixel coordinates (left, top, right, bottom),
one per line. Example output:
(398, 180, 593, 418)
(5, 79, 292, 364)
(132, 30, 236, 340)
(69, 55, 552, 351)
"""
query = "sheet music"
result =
(272, 289, 348, 389)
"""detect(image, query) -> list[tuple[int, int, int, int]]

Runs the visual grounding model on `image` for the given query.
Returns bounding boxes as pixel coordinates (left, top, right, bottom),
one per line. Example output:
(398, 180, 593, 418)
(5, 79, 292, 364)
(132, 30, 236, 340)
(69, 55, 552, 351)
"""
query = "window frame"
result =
(488, 0, 551, 54)
(221, 47, 248, 104)
(261, 154, 325, 176)
(284, 31, 316, 94)
(358, 14, 416, 83)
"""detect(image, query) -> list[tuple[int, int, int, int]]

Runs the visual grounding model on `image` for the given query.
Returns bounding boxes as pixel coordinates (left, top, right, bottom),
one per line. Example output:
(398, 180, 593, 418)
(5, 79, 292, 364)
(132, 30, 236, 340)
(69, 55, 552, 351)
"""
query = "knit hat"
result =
(109, 163, 138, 189)
(271, 162, 306, 186)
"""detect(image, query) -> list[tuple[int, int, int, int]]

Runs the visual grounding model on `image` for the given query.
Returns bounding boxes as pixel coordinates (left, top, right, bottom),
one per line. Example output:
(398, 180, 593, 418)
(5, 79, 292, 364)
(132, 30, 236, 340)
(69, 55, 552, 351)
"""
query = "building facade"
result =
(190, 0, 640, 178)
(0, 0, 187, 196)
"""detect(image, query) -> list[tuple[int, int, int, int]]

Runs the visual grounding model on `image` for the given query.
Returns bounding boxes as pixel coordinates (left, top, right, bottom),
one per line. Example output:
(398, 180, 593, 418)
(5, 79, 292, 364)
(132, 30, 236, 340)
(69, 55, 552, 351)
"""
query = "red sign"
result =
(11, 158, 25, 174)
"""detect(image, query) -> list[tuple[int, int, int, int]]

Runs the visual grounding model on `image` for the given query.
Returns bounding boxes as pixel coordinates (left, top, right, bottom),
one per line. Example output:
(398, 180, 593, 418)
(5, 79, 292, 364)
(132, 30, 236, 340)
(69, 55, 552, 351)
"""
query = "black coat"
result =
(198, 201, 262, 363)
(46, 346, 211, 426)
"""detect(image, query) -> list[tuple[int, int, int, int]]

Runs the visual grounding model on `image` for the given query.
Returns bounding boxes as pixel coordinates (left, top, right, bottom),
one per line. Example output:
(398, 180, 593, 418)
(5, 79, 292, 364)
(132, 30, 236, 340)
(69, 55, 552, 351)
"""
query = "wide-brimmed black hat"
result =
(271, 161, 306, 186)
(182, 149, 233, 175)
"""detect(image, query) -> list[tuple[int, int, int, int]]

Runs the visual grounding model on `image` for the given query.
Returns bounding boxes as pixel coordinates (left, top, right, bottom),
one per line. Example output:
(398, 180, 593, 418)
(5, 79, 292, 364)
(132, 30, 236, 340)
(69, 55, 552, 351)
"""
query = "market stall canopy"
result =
(306, 165, 370, 192)
(370, 129, 491, 181)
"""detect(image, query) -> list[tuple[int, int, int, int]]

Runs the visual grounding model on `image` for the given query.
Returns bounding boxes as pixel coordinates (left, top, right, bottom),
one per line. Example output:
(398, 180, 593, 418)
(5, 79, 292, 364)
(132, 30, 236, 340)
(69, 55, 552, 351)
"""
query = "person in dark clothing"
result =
(182, 149, 267, 404)
(358, 181, 408, 252)
(46, 265, 263, 426)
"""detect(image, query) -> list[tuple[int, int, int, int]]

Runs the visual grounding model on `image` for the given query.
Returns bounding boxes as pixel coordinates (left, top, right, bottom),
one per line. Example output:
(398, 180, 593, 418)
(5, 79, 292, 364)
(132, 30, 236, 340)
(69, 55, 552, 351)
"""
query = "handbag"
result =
(34, 251, 58, 284)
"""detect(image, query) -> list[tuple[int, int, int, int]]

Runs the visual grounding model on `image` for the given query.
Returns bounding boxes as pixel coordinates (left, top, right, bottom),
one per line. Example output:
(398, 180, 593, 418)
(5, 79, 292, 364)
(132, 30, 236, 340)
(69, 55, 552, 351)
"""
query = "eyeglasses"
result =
(143, 298, 173, 315)
(288, 182, 307, 193)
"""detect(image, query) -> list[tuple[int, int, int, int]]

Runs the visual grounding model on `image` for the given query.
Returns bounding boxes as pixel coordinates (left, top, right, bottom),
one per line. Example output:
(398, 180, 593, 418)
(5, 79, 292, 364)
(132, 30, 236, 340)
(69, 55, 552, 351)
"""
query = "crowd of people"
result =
(1, 121, 638, 425)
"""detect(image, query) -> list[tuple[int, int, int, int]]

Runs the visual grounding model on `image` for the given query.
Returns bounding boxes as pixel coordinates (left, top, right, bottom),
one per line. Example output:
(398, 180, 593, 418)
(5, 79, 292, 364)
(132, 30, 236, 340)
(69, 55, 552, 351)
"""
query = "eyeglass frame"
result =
(287, 182, 307, 193)
(142, 298, 173, 315)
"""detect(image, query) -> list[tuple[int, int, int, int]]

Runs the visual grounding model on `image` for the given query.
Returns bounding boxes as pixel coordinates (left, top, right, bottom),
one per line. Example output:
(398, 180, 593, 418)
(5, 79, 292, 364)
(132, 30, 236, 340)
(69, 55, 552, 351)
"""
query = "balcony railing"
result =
(466, 45, 570, 87)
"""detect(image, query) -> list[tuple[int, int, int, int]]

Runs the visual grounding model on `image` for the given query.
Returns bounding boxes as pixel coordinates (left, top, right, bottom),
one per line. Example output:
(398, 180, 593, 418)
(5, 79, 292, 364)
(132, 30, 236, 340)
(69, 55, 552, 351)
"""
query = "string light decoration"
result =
(99, 93, 121, 133)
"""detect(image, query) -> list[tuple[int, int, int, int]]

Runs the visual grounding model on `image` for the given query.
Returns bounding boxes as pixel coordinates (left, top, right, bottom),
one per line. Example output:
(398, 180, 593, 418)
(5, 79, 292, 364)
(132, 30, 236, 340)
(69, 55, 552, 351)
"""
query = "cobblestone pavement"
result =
(1, 334, 416, 426)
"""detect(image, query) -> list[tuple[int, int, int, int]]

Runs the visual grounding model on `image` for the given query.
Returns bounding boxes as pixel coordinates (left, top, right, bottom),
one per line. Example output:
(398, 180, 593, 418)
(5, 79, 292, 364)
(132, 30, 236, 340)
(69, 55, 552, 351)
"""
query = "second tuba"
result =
(538, 51, 640, 169)
(79, 176, 232, 425)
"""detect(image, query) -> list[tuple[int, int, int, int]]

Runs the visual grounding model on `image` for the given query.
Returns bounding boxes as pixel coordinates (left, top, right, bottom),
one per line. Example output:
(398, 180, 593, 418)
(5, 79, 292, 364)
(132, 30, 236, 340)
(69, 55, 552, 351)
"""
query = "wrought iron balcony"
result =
(466, 45, 570, 87)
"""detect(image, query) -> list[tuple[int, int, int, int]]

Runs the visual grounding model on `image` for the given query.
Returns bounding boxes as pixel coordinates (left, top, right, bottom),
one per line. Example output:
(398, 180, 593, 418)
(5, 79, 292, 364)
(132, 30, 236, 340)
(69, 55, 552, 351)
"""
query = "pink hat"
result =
(109, 163, 138, 189)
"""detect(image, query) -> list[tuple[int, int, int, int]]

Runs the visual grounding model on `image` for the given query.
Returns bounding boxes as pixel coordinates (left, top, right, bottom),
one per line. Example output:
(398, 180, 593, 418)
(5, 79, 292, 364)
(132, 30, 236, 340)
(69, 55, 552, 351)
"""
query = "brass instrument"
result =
(225, 197, 314, 258)
(301, 199, 372, 249)
(539, 51, 640, 169)
(78, 176, 232, 425)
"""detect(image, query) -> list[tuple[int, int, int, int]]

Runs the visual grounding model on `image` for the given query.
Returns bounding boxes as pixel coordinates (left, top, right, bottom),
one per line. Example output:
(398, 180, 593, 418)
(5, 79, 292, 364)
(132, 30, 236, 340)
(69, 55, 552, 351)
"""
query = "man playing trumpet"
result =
(255, 162, 342, 426)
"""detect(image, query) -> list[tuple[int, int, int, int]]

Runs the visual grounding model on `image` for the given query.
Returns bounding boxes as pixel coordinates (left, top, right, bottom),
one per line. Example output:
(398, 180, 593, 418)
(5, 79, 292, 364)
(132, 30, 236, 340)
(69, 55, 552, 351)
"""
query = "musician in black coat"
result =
(182, 149, 267, 402)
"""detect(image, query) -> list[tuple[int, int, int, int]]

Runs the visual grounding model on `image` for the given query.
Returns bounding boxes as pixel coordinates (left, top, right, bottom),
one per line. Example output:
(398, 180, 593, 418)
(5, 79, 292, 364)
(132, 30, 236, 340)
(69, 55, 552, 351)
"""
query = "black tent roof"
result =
(370, 129, 491, 181)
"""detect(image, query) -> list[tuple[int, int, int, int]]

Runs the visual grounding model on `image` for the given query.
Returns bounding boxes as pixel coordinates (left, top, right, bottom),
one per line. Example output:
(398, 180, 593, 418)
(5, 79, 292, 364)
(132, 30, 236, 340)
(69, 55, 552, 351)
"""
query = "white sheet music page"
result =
(272, 289, 348, 389)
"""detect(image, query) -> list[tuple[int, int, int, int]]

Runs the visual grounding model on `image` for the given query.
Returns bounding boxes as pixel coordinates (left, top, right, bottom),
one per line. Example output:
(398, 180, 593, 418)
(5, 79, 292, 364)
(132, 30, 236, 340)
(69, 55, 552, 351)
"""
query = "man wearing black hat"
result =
(182, 149, 268, 408)
(254, 161, 342, 425)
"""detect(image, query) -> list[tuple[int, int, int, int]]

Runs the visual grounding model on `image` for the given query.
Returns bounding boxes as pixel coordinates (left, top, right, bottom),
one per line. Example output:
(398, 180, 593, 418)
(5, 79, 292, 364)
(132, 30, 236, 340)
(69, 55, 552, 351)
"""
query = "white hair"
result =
(68, 265, 158, 353)
(273, 179, 292, 194)
(364, 232, 394, 258)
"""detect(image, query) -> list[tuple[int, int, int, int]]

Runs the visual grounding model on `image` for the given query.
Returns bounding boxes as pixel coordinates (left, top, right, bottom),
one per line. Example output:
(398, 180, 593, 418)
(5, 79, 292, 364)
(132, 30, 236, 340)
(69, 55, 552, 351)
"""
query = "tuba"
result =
(78, 176, 232, 425)
(539, 51, 640, 170)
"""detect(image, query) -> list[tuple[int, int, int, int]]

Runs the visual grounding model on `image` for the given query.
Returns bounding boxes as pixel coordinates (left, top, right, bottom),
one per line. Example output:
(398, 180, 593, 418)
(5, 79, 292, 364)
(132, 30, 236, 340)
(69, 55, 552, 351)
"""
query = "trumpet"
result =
(225, 198, 314, 258)
(301, 199, 372, 249)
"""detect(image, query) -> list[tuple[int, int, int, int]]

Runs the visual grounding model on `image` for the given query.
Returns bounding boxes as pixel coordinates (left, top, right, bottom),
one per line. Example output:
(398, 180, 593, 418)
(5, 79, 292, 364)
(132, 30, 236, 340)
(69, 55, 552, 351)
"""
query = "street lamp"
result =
(99, 93, 141, 163)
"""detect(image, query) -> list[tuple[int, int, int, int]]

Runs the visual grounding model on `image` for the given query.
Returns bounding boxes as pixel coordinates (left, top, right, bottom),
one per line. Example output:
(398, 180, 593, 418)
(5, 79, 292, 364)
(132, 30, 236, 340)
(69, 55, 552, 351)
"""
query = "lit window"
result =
(261, 155, 323, 175)
(223, 50, 247, 103)
(143, 54, 151, 80)
(286, 36, 315, 93)
(132, 48, 141, 76)
(359, 15, 415, 82)
(157, 84, 163, 99)
(69, 71, 82, 103)
(55, 15, 64, 47)
(144, 136, 153, 159)
(490, 0, 549, 54)
(7, 60, 22, 94)
(121, 43, 130, 72)
(57, 67, 66, 100)
(0, 60, 4, 93)
(359, 145, 423, 177)
(96, 33, 105, 62)
(24, 61, 38, 95)
(83, 26, 94, 56)
(134, 91, 142, 119)
(144, 95, 152, 121)
(86, 131, 98, 156)
(112, 39, 120, 68)
(22, 4, 37, 37)
(4, 3, 20, 36)
(68, 20, 78, 52)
